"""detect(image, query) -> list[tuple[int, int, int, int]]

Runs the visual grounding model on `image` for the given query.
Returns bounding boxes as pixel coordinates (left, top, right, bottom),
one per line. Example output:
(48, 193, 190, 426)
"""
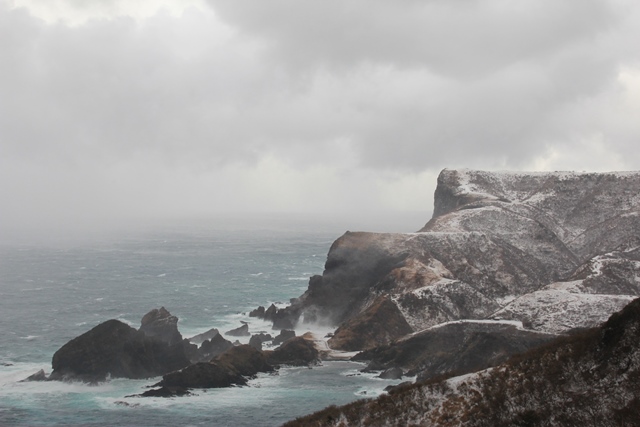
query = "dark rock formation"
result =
(264, 304, 278, 320)
(272, 329, 296, 346)
(225, 323, 250, 337)
(188, 328, 219, 345)
(328, 296, 413, 351)
(21, 369, 47, 382)
(196, 334, 234, 361)
(154, 345, 274, 391)
(353, 322, 554, 381)
(248, 333, 273, 350)
(50, 319, 191, 382)
(139, 307, 183, 346)
(249, 306, 265, 318)
(136, 386, 191, 397)
(252, 303, 298, 329)
(383, 381, 413, 394)
(266, 337, 319, 366)
(158, 361, 247, 389)
(214, 345, 274, 376)
(378, 367, 403, 380)
(249, 335, 263, 350)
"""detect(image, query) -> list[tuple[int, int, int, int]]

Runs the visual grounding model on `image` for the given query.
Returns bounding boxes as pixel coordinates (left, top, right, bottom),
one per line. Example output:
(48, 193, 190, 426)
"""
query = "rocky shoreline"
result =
(24, 169, 640, 422)
(25, 306, 324, 393)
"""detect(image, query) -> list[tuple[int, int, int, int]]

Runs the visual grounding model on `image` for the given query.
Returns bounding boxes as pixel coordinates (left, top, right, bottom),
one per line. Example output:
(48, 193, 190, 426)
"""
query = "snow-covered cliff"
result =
(267, 169, 640, 378)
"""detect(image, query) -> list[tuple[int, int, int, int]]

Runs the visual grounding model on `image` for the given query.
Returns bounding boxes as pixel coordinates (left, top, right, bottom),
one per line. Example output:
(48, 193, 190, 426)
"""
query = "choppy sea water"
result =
(0, 219, 406, 426)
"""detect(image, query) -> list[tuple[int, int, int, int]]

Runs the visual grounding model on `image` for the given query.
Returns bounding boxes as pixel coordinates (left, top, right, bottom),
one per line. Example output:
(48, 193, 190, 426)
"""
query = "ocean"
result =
(0, 216, 415, 426)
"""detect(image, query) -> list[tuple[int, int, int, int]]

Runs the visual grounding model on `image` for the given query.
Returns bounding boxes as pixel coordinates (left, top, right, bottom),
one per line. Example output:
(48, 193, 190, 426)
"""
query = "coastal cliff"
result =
(269, 169, 640, 379)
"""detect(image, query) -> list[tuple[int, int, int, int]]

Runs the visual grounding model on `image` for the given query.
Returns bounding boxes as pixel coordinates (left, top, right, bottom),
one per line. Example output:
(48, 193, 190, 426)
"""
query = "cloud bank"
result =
(1, 0, 640, 237)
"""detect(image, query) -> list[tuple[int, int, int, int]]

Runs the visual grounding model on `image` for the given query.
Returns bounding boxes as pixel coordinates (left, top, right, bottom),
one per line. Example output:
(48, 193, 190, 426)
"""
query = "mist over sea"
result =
(0, 216, 420, 426)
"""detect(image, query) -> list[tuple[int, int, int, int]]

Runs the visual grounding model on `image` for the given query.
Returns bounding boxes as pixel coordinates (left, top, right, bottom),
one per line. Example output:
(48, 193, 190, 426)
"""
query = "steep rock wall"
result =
(279, 169, 640, 352)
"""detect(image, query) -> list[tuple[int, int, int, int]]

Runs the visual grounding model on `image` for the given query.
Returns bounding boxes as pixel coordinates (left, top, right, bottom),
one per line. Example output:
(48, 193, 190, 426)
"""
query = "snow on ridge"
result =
(451, 169, 640, 206)
(427, 318, 525, 330)
(399, 319, 527, 341)
(454, 168, 640, 179)
(409, 278, 461, 298)
(495, 288, 636, 334)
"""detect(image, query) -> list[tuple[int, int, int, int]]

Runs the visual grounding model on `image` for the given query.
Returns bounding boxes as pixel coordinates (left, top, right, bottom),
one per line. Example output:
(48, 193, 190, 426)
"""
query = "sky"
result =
(1, 0, 640, 238)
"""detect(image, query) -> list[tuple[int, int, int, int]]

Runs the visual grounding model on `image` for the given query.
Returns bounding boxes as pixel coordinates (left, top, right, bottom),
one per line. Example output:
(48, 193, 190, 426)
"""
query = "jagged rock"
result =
(214, 345, 274, 376)
(261, 304, 298, 329)
(49, 319, 191, 382)
(197, 334, 233, 361)
(328, 296, 413, 351)
(188, 328, 219, 345)
(248, 333, 273, 350)
(266, 337, 319, 366)
(272, 308, 299, 330)
(249, 306, 266, 318)
(225, 324, 250, 337)
(139, 307, 183, 346)
(157, 362, 247, 389)
(264, 304, 278, 321)
(21, 369, 47, 382)
(272, 329, 296, 346)
(378, 367, 403, 380)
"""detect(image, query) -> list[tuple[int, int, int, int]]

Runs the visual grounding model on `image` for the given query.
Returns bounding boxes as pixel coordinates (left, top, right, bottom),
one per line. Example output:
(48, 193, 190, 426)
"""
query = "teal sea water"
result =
(0, 218, 409, 426)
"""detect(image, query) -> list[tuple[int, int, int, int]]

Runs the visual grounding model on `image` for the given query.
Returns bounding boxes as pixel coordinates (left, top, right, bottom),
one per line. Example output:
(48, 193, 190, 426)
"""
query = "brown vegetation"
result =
(284, 298, 640, 427)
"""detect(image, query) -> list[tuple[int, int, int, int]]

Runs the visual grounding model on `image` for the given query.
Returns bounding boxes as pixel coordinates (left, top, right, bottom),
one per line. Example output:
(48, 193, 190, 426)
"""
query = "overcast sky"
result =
(2, 0, 640, 238)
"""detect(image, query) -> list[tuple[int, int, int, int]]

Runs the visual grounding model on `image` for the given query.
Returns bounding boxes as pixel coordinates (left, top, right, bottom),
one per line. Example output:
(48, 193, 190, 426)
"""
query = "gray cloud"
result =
(1, 0, 640, 236)
(207, 0, 637, 170)
(209, 0, 617, 75)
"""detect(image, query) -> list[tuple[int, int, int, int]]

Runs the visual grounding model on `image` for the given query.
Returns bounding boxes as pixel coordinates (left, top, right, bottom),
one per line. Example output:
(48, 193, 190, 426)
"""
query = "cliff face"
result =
(280, 169, 640, 360)
(285, 297, 640, 427)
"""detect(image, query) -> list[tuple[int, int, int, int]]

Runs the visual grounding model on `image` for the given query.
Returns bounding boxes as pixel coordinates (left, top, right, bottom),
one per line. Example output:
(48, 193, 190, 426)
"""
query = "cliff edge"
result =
(267, 169, 640, 378)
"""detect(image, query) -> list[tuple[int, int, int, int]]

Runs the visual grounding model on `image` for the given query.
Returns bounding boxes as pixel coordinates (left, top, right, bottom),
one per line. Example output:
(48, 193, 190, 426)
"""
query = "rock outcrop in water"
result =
(188, 327, 220, 345)
(148, 344, 275, 391)
(49, 305, 317, 389)
(49, 319, 191, 382)
(139, 307, 183, 345)
(265, 336, 320, 367)
(270, 169, 640, 381)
